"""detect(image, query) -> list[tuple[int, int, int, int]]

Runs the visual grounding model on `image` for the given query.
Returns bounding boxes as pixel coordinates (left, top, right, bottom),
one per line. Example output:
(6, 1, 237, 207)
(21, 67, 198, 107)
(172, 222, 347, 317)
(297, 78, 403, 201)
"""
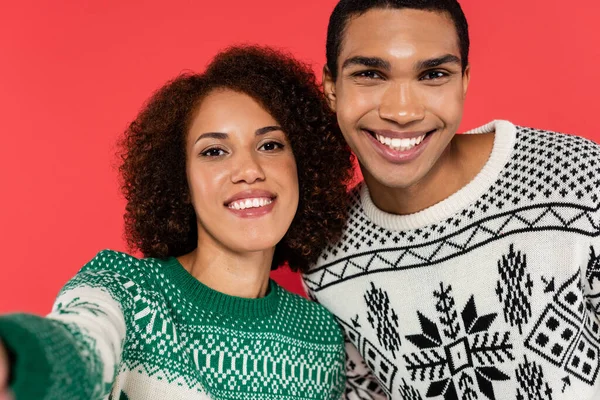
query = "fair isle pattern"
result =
(305, 122, 600, 400)
(305, 127, 600, 293)
(1, 250, 345, 400)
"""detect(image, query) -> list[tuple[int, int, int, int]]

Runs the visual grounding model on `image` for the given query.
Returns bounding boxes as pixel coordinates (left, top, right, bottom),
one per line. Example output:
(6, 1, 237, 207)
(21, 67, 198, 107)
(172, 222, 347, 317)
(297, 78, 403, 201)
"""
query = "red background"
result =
(1, 1, 599, 314)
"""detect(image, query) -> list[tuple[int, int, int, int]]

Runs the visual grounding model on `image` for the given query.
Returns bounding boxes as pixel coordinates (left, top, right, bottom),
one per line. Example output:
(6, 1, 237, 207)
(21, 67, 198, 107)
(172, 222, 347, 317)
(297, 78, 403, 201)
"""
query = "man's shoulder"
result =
(514, 125, 600, 156)
(510, 125, 600, 200)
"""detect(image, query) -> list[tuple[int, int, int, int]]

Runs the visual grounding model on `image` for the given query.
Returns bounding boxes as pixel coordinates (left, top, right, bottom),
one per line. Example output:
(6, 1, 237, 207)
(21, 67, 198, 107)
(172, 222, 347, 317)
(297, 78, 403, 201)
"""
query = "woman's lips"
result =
(226, 197, 276, 218)
(224, 189, 277, 218)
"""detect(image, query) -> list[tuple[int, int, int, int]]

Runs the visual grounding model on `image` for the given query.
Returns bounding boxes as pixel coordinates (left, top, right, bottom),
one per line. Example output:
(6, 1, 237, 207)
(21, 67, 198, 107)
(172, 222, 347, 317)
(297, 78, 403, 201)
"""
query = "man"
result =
(303, 1, 600, 399)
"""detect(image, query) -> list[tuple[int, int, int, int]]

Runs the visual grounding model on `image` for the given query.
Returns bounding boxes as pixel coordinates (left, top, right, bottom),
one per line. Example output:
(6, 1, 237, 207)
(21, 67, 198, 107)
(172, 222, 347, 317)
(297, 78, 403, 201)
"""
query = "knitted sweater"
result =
(303, 121, 600, 400)
(0, 250, 345, 400)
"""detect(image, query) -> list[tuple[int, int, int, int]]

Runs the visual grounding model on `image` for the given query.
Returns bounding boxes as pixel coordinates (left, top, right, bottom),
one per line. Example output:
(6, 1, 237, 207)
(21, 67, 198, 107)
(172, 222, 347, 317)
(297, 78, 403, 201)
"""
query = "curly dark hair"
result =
(118, 45, 353, 272)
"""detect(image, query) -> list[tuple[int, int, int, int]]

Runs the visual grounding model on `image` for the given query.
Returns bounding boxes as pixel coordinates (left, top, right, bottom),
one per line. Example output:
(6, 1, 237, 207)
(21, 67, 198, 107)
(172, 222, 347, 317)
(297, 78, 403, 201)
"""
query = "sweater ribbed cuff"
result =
(0, 314, 53, 400)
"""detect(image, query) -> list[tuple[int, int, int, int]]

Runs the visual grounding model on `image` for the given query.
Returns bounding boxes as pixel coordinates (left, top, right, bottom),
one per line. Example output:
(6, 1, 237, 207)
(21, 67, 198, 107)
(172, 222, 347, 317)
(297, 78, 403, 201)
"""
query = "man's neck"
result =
(365, 132, 495, 215)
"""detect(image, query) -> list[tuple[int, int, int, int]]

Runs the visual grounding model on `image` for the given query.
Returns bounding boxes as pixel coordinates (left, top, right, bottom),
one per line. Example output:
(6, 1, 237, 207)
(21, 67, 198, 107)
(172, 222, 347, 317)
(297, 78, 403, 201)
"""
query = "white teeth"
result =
(228, 197, 273, 210)
(375, 133, 426, 151)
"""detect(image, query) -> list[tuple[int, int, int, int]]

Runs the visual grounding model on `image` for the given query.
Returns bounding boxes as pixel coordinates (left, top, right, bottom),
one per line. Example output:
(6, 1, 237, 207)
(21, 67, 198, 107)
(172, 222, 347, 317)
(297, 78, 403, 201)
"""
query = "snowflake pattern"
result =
(398, 378, 423, 400)
(496, 244, 533, 334)
(586, 246, 600, 290)
(404, 283, 513, 400)
(515, 356, 554, 400)
(55, 297, 107, 317)
(365, 282, 401, 357)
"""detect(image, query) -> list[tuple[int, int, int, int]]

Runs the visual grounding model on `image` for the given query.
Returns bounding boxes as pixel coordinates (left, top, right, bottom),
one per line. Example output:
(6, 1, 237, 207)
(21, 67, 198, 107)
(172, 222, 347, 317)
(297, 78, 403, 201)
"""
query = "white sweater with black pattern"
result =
(304, 120, 600, 400)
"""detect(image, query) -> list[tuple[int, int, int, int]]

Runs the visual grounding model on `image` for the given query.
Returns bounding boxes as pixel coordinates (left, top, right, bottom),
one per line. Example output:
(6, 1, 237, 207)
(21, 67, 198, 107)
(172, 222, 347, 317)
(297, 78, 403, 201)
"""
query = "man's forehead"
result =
(339, 8, 460, 61)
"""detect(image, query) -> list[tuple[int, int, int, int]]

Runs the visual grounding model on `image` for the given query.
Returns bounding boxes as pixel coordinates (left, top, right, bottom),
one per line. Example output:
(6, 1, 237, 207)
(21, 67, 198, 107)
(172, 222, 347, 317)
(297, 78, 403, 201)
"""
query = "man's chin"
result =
(362, 165, 422, 192)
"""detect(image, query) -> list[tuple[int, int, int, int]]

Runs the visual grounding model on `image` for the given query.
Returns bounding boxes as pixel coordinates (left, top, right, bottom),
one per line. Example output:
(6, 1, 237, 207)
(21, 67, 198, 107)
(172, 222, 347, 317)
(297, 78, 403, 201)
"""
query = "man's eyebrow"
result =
(416, 54, 461, 70)
(256, 126, 283, 135)
(341, 56, 391, 71)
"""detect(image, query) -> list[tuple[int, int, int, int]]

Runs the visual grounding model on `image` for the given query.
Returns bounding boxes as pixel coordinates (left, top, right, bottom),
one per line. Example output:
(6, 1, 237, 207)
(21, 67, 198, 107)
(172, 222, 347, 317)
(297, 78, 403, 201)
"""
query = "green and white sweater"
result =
(0, 250, 345, 400)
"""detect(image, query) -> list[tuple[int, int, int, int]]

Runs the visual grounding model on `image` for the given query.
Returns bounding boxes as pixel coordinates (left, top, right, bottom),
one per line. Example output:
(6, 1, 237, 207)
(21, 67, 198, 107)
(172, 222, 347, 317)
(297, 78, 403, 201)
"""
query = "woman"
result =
(0, 46, 353, 400)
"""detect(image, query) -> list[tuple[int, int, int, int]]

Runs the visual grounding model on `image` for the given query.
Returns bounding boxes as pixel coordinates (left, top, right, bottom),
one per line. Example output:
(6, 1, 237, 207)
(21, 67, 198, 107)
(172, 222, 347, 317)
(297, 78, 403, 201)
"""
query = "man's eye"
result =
(260, 141, 284, 151)
(200, 148, 226, 157)
(354, 70, 383, 80)
(421, 70, 448, 80)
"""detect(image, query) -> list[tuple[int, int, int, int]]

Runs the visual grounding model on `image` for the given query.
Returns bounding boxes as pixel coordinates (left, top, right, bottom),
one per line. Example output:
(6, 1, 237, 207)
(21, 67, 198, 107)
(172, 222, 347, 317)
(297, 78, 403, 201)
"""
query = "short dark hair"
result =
(326, 0, 469, 80)
(118, 46, 353, 273)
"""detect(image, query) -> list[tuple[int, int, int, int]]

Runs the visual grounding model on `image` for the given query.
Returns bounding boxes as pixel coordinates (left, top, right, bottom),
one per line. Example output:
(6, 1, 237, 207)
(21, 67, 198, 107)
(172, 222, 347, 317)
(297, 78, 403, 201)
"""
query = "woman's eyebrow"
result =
(194, 132, 228, 143)
(256, 126, 283, 135)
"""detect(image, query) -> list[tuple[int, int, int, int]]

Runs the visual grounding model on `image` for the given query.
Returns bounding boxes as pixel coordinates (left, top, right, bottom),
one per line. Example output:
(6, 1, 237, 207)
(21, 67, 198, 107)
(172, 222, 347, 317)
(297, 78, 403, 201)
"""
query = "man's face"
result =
(324, 8, 470, 191)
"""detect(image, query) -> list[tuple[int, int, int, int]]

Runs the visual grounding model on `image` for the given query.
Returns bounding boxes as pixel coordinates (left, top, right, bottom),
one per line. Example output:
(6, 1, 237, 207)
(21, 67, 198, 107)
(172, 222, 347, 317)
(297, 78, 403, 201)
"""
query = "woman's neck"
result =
(177, 244, 274, 299)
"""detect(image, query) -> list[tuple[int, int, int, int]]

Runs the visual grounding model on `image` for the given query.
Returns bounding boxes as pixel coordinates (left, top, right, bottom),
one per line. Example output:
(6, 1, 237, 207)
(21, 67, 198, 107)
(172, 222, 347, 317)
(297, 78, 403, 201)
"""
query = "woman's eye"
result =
(421, 70, 448, 81)
(260, 141, 284, 151)
(200, 148, 226, 157)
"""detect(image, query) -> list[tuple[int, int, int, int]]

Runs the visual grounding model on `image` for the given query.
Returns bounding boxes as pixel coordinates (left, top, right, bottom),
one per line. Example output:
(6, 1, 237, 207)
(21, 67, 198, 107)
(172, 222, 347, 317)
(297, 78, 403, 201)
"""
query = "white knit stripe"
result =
(361, 120, 517, 231)
(48, 286, 126, 385)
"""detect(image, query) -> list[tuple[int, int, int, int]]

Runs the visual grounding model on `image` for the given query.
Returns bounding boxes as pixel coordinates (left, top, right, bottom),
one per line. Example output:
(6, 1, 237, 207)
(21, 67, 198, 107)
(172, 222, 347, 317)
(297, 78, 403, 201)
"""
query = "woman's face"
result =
(186, 89, 299, 255)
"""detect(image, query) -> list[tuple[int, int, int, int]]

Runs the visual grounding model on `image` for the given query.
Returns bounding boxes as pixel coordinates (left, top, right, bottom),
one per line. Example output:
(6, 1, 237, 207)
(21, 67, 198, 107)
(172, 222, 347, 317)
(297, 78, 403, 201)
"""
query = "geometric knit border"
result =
(305, 203, 600, 292)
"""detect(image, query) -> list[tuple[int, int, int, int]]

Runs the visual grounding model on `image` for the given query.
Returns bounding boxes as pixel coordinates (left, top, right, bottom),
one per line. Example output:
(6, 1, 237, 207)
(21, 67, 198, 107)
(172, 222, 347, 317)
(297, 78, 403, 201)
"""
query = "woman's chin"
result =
(227, 235, 283, 256)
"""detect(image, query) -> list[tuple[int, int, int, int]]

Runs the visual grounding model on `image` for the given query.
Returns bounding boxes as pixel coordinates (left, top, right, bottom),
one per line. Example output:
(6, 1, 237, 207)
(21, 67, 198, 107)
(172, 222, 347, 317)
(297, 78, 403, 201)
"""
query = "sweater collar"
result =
(160, 257, 280, 318)
(361, 120, 517, 231)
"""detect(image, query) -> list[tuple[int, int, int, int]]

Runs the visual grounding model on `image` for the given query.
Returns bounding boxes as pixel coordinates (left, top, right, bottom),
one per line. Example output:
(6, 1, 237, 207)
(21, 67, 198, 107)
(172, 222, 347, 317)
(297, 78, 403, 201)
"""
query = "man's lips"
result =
(369, 129, 435, 139)
(360, 127, 436, 163)
(363, 128, 436, 152)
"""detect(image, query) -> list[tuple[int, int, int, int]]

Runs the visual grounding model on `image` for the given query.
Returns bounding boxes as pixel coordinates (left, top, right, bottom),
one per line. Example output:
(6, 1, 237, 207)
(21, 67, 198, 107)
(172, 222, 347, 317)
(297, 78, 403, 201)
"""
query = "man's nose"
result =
(378, 82, 425, 125)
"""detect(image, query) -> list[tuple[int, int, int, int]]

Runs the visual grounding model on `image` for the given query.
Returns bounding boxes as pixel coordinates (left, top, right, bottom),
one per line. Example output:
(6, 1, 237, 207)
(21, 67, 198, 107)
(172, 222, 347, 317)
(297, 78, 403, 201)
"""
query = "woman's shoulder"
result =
(82, 249, 151, 273)
(275, 283, 344, 344)
(74, 249, 170, 291)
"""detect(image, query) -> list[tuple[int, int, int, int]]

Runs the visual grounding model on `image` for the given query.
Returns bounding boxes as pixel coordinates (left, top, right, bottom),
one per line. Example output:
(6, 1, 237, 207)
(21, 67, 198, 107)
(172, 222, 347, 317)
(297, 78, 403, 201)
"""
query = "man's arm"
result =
(344, 340, 388, 400)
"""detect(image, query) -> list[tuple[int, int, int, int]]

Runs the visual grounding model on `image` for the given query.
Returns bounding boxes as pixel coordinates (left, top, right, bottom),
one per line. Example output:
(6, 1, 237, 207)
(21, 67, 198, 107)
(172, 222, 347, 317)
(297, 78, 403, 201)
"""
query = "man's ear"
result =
(322, 66, 337, 112)
(462, 64, 470, 97)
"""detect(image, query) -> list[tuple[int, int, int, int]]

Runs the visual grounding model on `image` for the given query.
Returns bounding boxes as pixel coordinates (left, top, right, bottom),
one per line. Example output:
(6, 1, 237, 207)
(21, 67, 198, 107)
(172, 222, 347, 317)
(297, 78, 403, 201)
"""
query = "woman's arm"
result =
(0, 340, 12, 400)
(0, 267, 132, 400)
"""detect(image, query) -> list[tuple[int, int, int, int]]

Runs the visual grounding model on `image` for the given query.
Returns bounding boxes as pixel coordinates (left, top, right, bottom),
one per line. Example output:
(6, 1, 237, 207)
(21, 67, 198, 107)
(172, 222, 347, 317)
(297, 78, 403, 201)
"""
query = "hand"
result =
(0, 341, 12, 400)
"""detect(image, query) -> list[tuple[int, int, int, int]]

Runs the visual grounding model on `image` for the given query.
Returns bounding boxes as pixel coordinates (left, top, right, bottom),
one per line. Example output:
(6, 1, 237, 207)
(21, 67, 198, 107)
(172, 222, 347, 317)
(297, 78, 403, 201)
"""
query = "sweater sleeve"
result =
(0, 265, 133, 400)
(344, 341, 387, 400)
